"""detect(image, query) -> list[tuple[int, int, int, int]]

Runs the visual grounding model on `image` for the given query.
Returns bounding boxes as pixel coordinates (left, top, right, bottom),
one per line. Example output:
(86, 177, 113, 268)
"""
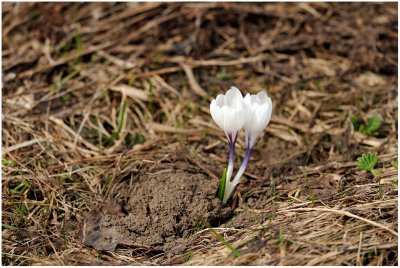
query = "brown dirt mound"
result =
(80, 167, 232, 253)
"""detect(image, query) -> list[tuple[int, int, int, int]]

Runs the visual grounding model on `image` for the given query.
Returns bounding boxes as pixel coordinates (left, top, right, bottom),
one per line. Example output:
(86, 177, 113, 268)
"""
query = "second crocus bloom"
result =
(244, 91, 273, 149)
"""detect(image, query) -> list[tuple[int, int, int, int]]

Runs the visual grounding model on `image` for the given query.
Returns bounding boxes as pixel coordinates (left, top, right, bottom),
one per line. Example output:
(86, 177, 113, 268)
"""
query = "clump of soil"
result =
(81, 168, 232, 252)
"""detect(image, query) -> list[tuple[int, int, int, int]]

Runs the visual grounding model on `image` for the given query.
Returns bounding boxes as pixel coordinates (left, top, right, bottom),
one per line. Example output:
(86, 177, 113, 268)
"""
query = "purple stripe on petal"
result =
(233, 132, 239, 143)
(228, 132, 233, 143)
(242, 146, 253, 169)
(229, 142, 235, 163)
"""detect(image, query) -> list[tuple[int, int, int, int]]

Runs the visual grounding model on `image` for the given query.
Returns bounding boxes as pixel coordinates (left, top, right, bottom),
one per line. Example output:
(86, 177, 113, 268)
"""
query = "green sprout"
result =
(208, 227, 242, 257)
(351, 115, 382, 137)
(2, 223, 17, 231)
(359, 116, 382, 136)
(10, 180, 30, 193)
(357, 152, 379, 176)
(125, 132, 145, 148)
(103, 98, 126, 146)
(391, 159, 398, 169)
(217, 168, 227, 202)
(277, 225, 284, 245)
(183, 251, 193, 263)
(350, 115, 362, 129)
(216, 70, 233, 80)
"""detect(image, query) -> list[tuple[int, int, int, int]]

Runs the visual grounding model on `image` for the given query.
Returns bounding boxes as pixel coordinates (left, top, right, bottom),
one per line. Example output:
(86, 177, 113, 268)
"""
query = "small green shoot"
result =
(195, 222, 207, 232)
(183, 251, 193, 263)
(351, 115, 383, 137)
(217, 168, 227, 202)
(2, 223, 17, 231)
(60, 94, 71, 104)
(14, 203, 27, 216)
(232, 210, 242, 217)
(378, 181, 384, 200)
(10, 180, 30, 193)
(302, 170, 315, 204)
(350, 115, 362, 130)
(391, 159, 398, 169)
(269, 175, 276, 199)
(2, 158, 16, 166)
(339, 182, 346, 198)
(216, 70, 233, 80)
(294, 188, 302, 198)
(125, 132, 146, 148)
(116, 98, 127, 134)
(103, 98, 127, 146)
(357, 152, 379, 176)
(103, 175, 113, 191)
(72, 30, 83, 64)
(128, 73, 136, 86)
(250, 225, 269, 231)
(61, 215, 67, 250)
(55, 69, 80, 90)
(208, 227, 242, 257)
(277, 225, 284, 245)
(146, 80, 155, 113)
(359, 116, 382, 136)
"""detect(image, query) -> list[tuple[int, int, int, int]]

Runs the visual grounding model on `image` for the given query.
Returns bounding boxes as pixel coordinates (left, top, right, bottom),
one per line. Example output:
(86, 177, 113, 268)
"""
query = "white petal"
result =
(215, 94, 225, 106)
(244, 93, 251, 106)
(228, 87, 243, 98)
(255, 104, 269, 130)
(225, 87, 243, 106)
(210, 99, 224, 129)
(233, 104, 247, 133)
(256, 91, 269, 103)
(264, 98, 273, 125)
(221, 106, 231, 132)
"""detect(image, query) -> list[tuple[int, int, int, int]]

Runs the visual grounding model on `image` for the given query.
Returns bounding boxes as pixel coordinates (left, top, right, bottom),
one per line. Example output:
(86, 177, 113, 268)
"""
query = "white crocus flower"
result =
(244, 91, 273, 148)
(210, 87, 247, 185)
(222, 91, 272, 204)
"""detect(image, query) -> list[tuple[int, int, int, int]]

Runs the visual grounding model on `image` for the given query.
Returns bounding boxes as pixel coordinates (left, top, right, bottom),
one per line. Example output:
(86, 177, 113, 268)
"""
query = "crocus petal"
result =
(256, 91, 269, 103)
(225, 87, 243, 106)
(215, 94, 225, 106)
(210, 99, 224, 130)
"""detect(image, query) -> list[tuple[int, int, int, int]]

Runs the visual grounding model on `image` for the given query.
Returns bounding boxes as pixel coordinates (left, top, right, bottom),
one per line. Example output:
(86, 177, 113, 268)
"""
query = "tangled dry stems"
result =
(2, 2, 398, 265)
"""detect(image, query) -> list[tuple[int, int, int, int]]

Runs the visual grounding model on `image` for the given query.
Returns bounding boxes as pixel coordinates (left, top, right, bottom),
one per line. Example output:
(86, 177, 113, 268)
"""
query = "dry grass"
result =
(2, 2, 398, 266)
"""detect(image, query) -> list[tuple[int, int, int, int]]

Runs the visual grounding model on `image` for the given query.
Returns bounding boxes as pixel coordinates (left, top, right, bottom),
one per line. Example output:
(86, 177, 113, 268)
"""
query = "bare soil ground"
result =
(2, 2, 398, 266)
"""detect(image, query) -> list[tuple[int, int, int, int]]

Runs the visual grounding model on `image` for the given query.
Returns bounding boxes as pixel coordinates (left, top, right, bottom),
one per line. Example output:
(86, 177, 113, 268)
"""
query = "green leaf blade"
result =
(208, 227, 242, 257)
(117, 99, 127, 135)
(217, 168, 227, 202)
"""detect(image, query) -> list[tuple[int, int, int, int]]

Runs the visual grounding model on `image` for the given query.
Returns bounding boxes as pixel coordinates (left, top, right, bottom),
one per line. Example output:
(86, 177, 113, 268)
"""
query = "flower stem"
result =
(232, 146, 252, 187)
(226, 140, 235, 183)
(223, 146, 253, 204)
(225, 132, 238, 183)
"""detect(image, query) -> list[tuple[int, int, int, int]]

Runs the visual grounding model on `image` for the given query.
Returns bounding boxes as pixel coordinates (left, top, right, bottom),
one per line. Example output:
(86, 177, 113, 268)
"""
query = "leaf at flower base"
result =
(217, 168, 227, 202)
(357, 152, 378, 172)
